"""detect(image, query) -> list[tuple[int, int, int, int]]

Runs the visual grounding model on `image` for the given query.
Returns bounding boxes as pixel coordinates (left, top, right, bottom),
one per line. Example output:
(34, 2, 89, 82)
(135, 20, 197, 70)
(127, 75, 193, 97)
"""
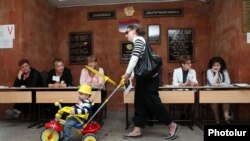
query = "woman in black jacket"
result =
(6, 59, 44, 119)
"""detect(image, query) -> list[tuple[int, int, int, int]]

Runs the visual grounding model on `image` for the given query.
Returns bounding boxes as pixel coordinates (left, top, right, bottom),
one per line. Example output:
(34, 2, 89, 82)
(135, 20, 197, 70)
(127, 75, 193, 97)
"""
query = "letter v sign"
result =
(0, 24, 15, 39)
(7, 25, 15, 39)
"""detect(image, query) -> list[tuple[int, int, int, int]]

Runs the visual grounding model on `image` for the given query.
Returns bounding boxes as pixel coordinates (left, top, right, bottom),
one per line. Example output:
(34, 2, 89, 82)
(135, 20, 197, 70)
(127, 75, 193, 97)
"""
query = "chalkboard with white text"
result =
(167, 29, 194, 62)
(69, 32, 92, 64)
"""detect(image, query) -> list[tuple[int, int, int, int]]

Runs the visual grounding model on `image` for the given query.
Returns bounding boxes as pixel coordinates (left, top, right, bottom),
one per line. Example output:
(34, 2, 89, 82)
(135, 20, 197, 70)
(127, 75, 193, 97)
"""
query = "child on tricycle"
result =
(40, 84, 101, 141)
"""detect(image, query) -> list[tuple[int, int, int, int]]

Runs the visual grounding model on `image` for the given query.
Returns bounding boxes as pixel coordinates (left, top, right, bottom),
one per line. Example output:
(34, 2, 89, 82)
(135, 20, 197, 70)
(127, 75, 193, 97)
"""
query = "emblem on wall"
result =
(124, 6, 135, 16)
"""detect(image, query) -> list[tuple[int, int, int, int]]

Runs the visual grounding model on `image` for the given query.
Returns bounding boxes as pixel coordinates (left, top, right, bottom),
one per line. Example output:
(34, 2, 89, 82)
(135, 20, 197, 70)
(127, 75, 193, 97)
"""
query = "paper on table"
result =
(124, 79, 133, 95)
(233, 83, 250, 87)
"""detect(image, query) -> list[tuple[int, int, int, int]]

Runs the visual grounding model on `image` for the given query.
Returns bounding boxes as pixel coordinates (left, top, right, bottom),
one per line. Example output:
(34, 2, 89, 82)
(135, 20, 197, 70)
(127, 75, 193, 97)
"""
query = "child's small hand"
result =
(70, 108, 75, 114)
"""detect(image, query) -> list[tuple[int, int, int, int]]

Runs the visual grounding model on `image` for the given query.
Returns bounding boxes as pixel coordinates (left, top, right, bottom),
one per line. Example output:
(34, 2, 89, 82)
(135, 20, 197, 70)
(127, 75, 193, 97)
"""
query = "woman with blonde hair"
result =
(79, 55, 106, 124)
(80, 55, 104, 88)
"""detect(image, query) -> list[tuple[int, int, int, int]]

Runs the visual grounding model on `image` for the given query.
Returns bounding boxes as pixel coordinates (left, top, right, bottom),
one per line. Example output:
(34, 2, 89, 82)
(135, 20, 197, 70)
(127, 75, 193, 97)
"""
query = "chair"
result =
(198, 70, 217, 127)
(101, 88, 108, 119)
(101, 73, 108, 119)
(40, 70, 48, 86)
(91, 79, 108, 125)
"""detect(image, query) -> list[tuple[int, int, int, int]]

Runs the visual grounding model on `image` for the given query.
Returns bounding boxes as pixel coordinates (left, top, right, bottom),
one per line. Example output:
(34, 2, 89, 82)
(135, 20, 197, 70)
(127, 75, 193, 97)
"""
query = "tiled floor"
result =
(0, 112, 203, 141)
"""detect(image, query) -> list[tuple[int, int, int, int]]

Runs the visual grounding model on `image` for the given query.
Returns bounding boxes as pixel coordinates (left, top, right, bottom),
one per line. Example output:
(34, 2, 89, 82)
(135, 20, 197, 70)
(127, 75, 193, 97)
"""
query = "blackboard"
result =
(243, 0, 250, 32)
(167, 29, 194, 62)
(69, 32, 93, 64)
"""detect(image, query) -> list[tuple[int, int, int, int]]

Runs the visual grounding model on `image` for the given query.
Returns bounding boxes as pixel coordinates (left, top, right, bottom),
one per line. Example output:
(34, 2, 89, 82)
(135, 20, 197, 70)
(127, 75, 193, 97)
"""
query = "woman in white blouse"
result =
(172, 56, 198, 87)
(172, 55, 198, 125)
(206, 56, 231, 124)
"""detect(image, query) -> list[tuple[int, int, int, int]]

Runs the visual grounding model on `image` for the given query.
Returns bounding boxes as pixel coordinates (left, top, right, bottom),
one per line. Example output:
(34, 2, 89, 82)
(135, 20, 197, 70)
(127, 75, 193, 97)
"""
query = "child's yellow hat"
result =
(78, 84, 92, 95)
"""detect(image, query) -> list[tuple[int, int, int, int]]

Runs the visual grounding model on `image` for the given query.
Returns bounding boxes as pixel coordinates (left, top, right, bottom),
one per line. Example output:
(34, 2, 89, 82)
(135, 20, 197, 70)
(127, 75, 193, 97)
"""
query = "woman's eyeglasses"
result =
(125, 30, 131, 35)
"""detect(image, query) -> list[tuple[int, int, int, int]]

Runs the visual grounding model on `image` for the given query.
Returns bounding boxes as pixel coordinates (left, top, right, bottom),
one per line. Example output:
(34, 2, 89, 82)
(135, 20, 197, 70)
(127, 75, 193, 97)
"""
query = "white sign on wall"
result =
(0, 24, 15, 48)
(0, 24, 15, 39)
(0, 39, 13, 48)
(247, 32, 250, 44)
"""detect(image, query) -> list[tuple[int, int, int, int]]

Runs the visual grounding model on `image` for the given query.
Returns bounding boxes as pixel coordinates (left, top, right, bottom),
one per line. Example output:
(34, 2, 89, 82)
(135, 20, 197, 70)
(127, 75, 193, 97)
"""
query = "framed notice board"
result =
(120, 41, 133, 63)
(69, 32, 93, 64)
(147, 24, 161, 44)
(167, 29, 194, 62)
(243, 0, 250, 32)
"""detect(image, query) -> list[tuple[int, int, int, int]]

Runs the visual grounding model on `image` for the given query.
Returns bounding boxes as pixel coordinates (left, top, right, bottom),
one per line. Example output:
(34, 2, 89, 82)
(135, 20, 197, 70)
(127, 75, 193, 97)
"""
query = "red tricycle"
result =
(40, 101, 101, 141)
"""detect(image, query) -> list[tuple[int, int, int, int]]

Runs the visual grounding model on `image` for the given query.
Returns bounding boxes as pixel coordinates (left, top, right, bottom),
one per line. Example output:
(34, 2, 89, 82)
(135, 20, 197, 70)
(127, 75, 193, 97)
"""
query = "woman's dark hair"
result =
(53, 58, 63, 65)
(208, 56, 227, 71)
(208, 56, 227, 82)
(18, 59, 29, 66)
(127, 24, 145, 36)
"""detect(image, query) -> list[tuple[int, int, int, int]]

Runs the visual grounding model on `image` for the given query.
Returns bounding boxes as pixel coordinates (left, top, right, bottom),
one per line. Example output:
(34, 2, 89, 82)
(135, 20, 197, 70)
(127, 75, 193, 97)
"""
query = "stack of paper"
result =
(233, 83, 250, 87)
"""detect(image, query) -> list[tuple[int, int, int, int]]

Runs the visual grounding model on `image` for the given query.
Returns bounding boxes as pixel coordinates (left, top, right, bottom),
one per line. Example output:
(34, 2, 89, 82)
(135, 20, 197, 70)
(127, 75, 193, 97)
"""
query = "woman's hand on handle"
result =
(119, 78, 126, 87)
(122, 73, 130, 82)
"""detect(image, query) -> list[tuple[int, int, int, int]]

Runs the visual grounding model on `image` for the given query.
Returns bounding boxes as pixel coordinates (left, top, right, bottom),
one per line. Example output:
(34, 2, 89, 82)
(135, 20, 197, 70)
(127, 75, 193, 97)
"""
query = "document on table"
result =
(0, 86, 9, 88)
(233, 83, 250, 87)
(124, 79, 133, 95)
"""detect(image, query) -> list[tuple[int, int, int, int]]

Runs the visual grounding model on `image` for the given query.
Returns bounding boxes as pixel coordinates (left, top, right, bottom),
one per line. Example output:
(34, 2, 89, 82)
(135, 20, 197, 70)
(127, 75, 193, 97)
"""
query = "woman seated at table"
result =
(172, 55, 198, 124)
(206, 56, 231, 124)
(79, 55, 106, 123)
(45, 58, 73, 118)
(5, 59, 44, 119)
(172, 55, 198, 87)
(46, 58, 73, 88)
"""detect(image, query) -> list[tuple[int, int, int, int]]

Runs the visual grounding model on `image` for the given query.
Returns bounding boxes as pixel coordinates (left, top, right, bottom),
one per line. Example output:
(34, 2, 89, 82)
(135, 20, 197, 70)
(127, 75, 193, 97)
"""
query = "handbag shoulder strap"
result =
(145, 40, 154, 55)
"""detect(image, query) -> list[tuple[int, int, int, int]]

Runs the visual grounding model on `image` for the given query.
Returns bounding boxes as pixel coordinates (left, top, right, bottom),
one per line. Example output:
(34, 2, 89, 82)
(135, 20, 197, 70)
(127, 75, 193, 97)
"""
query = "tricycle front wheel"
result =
(40, 128, 61, 141)
(82, 133, 97, 141)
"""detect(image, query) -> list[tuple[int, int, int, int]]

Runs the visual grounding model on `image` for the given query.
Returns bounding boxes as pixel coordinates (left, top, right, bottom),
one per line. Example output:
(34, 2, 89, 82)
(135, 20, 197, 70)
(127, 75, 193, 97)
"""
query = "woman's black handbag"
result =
(134, 41, 162, 79)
